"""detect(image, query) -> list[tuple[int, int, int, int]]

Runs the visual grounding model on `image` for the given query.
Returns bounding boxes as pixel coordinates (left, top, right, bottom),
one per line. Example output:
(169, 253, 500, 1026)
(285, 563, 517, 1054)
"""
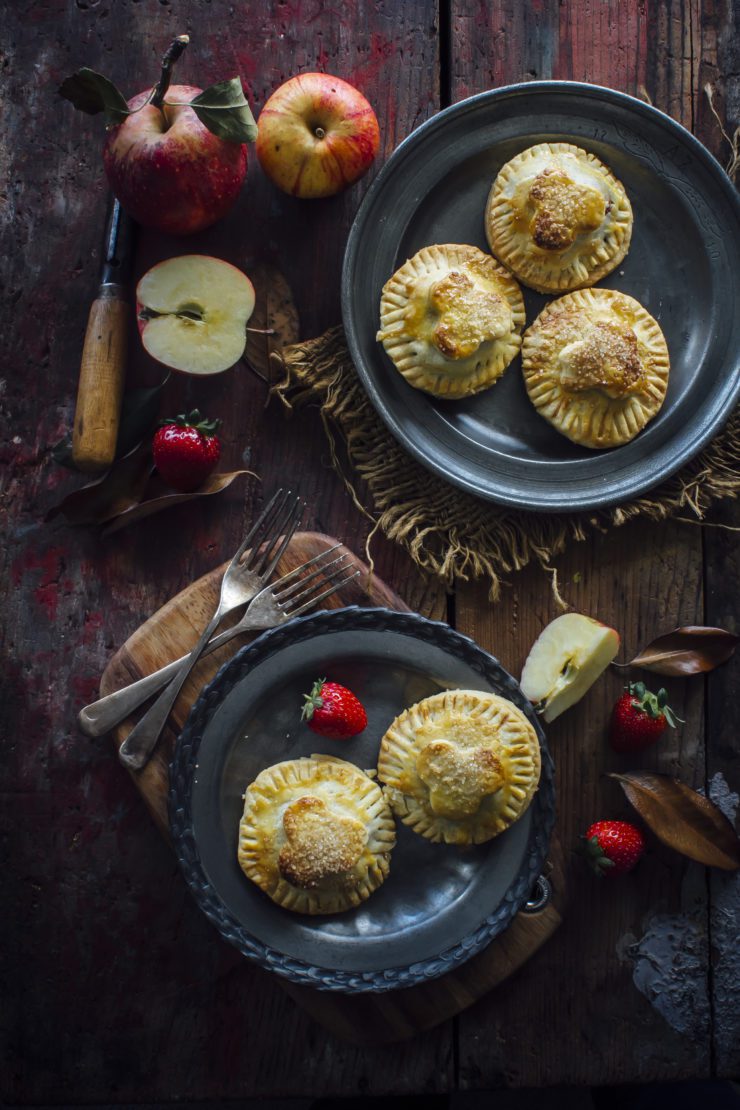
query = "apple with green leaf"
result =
(256, 73, 380, 198)
(60, 35, 257, 235)
(136, 255, 255, 376)
(520, 613, 620, 722)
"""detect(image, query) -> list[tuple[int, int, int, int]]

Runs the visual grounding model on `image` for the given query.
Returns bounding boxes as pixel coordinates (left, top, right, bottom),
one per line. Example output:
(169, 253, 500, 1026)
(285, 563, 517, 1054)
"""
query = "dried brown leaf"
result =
(622, 625, 739, 675)
(100, 470, 254, 536)
(45, 444, 153, 525)
(46, 450, 255, 535)
(609, 771, 740, 871)
(244, 263, 300, 384)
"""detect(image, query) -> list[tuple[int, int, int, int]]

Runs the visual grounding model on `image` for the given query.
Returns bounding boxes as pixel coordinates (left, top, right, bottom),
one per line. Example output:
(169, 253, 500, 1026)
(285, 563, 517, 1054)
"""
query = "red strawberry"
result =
(609, 681, 682, 753)
(301, 678, 368, 740)
(583, 820, 645, 877)
(152, 410, 221, 492)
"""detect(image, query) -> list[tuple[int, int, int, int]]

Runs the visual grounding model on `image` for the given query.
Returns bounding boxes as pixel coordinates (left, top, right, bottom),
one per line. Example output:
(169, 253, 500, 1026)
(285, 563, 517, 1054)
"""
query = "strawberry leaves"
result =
(627, 682, 682, 728)
(615, 626, 739, 676)
(609, 772, 740, 871)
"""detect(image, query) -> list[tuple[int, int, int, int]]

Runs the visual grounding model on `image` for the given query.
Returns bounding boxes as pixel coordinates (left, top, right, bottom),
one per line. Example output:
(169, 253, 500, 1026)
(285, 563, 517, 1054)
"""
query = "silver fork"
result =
(79, 546, 355, 738)
(117, 489, 304, 772)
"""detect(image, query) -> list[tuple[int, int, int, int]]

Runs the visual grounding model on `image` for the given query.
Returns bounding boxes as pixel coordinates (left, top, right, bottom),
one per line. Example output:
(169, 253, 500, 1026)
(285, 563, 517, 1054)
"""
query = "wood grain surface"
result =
(2, 0, 738, 1102)
(100, 530, 565, 1044)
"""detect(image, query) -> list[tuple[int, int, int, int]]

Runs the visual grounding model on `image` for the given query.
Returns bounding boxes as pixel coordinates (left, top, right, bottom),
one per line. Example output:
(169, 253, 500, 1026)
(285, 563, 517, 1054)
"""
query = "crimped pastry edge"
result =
(238, 755, 396, 915)
(521, 287, 670, 449)
(485, 142, 633, 294)
(377, 689, 541, 846)
(377, 243, 526, 398)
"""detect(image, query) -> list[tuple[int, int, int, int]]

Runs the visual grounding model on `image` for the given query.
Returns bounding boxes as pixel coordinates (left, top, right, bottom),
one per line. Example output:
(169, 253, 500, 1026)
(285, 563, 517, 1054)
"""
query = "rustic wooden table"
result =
(3, 0, 739, 1101)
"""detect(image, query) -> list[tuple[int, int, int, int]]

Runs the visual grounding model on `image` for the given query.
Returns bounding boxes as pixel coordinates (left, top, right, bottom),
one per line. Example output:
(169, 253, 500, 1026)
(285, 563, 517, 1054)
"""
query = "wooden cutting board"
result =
(100, 531, 565, 1045)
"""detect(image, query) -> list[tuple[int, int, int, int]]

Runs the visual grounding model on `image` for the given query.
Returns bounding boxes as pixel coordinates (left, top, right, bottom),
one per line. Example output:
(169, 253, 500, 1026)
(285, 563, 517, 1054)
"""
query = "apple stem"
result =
(315, 127, 326, 140)
(246, 326, 276, 335)
(150, 34, 190, 111)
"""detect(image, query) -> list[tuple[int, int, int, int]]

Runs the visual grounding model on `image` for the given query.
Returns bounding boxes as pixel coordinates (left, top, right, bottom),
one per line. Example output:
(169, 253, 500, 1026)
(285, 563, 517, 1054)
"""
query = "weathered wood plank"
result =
(1, 1, 445, 1103)
(3, 0, 736, 1099)
(696, 0, 739, 164)
(685, 0, 740, 1076)
(694, 0, 740, 1078)
(448, 0, 713, 1087)
(703, 500, 740, 1078)
(455, 522, 708, 1087)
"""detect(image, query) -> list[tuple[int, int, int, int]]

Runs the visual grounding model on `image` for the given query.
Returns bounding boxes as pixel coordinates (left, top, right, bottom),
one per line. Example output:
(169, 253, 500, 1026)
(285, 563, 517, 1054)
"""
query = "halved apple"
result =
(137, 255, 255, 375)
(520, 613, 620, 723)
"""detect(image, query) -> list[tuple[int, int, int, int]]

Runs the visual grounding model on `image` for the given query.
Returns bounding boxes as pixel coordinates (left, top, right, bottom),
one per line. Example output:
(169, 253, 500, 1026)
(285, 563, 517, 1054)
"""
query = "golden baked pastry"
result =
(377, 689, 541, 846)
(521, 288, 670, 449)
(485, 143, 633, 294)
(376, 244, 526, 399)
(237, 755, 396, 915)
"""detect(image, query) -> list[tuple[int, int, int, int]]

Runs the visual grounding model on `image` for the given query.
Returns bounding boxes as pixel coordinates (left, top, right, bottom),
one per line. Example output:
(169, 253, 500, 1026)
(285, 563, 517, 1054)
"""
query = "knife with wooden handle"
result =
(72, 197, 134, 472)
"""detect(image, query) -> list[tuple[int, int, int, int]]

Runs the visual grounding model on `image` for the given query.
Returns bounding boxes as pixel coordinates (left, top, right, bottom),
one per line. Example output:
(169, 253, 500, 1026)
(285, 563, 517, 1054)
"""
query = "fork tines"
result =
(250, 492, 305, 578)
(285, 568, 360, 617)
(271, 546, 360, 616)
(236, 489, 305, 575)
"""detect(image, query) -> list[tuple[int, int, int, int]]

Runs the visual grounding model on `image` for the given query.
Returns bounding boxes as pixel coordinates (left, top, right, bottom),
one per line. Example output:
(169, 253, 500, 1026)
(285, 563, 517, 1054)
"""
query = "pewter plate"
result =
(169, 608, 555, 993)
(341, 81, 740, 511)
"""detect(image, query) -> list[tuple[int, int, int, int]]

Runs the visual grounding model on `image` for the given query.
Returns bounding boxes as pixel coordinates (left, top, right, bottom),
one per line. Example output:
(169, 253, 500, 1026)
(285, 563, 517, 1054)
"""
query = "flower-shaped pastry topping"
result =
(558, 320, 646, 398)
(416, 740, 504, 820)
(528, 168, 606, 251)
(429, 270, 513, 359)
(278, 795, 367, 888)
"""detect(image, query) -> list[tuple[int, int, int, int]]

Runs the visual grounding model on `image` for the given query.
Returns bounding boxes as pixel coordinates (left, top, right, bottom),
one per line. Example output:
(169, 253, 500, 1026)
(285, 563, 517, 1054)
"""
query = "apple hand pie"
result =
(485, 143, 633, 294)
(521, 288, 670, 449)
(377, 689, 541, 846)
(238, 755, 396, 915)
(376, 244, 526, 399)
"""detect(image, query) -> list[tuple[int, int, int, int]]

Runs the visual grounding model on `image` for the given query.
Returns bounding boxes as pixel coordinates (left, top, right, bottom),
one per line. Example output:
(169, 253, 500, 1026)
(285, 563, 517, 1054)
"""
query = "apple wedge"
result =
(520, 613, 620, 723)
(137, 255, 255, 375)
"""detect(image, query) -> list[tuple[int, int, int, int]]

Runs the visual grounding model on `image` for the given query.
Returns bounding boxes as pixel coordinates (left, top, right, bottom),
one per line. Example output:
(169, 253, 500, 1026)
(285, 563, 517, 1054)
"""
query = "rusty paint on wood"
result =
(2, 0, 738, 1101)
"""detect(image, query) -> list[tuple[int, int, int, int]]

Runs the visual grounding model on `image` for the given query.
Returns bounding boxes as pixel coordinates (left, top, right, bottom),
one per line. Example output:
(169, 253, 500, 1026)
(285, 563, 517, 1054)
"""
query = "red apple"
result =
(103, 85, 247, 235)
(256, 73, 380, 198)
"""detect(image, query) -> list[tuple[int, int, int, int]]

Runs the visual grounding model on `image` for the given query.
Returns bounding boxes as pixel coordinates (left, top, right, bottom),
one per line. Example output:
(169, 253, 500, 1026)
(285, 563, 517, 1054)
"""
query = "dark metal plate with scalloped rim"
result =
(341, 82, 740, 512)
(169, 608, 555, 993)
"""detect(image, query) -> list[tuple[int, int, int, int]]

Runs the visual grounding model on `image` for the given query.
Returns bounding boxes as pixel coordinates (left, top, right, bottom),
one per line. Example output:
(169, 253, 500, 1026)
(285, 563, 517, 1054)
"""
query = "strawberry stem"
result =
(158, 410, 220, 435)
(580, 834, 615, 876)
(301, 677, 326, 721)
(625, 681, 683, 726)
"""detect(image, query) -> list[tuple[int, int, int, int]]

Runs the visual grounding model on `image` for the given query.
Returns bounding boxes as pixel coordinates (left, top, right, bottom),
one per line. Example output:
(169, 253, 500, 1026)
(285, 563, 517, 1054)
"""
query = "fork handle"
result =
(79, 620, 247, 738)
(118, 609, 223, 771)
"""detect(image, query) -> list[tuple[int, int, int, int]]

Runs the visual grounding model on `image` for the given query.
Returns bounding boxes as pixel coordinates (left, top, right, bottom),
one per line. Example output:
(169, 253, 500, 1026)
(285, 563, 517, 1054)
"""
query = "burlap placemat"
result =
(271, 326, 740, 599)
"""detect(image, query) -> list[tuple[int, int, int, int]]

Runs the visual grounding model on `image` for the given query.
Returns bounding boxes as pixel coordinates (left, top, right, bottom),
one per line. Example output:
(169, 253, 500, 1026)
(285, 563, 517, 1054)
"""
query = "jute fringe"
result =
(271, 327, 740, 599)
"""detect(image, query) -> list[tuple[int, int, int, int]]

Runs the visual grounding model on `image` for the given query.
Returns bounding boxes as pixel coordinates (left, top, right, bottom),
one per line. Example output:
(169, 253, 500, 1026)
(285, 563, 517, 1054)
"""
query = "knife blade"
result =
(71, 196, 135, 472)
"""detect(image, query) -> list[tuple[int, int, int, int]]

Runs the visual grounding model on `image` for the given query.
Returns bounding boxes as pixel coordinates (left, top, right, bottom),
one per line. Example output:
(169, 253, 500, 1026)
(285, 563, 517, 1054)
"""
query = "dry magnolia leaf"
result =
(609, 771, 740, 871)
(46, 442, 254, 536)
(618, 625, 739, 675)
(244, 263, 300, 384)
(101, 470, 253, 536)
(45, 444, 154, 525)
